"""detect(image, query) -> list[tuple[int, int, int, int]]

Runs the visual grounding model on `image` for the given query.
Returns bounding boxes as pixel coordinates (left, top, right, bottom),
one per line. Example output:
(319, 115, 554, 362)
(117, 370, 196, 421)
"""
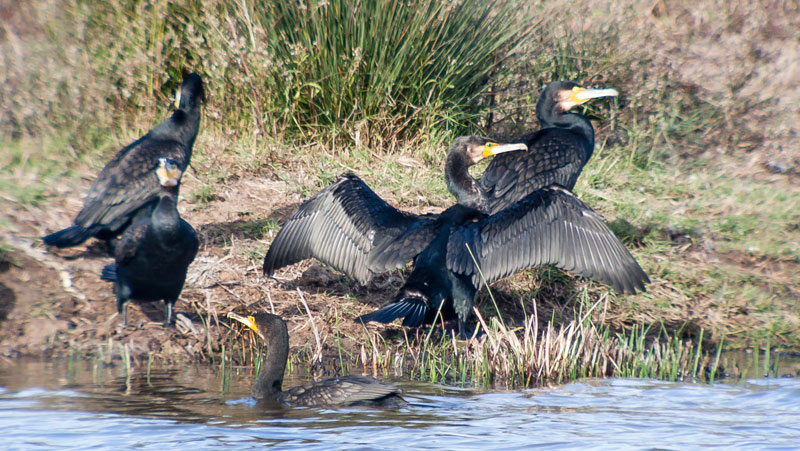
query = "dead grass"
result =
(0, 0, 798, 387)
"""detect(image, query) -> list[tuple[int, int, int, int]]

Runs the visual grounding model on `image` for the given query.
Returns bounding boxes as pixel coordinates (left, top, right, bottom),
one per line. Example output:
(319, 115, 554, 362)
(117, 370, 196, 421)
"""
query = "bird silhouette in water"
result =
(43, 72, 204, 249)
(101, 158, 199, 326)
(228, 312, 405, 407)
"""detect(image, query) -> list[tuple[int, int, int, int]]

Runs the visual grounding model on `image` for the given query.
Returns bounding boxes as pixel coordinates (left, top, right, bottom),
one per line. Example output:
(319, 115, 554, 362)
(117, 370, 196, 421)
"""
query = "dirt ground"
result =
(1, 0, 799, 366)
(1, 155, 634, 366)
(2, 155, 791, 367)
(0, 169, 412, 364)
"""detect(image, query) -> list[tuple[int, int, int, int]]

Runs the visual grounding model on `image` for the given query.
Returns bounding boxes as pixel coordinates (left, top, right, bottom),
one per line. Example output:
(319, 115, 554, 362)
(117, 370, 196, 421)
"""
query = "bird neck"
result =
(173, 107, 202, 151)
(149, 105, 202, 153)
(151, 189, 181, 238)
(445, 149, 484, 210)
(252, 330, 289, 399)
(540, 111, 595, 159)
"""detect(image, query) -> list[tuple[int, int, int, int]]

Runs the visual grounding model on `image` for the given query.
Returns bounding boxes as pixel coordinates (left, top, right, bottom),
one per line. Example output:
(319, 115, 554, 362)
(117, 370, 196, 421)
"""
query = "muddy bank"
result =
(0, 173, 428, 364)
(1, 161, 797, 366)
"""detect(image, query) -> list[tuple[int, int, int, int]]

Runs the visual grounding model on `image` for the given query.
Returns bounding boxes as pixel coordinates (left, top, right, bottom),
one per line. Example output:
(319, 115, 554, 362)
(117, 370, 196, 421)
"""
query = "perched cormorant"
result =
(264, 174, 647, 336)
(263, 81, 645, 337)
(101, 158, 199, 326)
(356, 180, 648, 338)
(227, 312, 405, 407)
(43, 72, 204, 248)
(448, 81, 619, 215)
(262, 141, 526, 285)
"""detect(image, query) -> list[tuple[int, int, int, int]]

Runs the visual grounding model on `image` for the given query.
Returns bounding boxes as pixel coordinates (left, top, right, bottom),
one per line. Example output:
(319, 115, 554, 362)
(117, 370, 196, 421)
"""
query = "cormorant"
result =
(101, 158, 199, 326)
(43, 72, 204, 248)
(448, 81, 619, 215)
(355, 180, 648, 338)
(262, 141, 525, 285)
(263, 81, 645, 337)
(227, 312, 405, 407)
(264, 172, 647, 337)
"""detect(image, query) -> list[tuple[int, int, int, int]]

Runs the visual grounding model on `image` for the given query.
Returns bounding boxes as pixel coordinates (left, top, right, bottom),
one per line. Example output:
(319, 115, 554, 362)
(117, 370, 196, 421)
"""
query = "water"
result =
(1, 358, 799, 449)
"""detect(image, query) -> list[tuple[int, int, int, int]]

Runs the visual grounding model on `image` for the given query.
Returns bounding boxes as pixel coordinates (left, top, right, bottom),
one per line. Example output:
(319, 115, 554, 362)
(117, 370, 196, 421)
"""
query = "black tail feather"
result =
(356, 296, 429, 328)
(42, 226, 93, 248)
(100, 264, 117, 282)
(401, 299, 427, 328)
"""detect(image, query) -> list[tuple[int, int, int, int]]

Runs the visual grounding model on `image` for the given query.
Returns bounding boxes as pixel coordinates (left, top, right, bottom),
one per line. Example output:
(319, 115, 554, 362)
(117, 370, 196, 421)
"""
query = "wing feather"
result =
(479, 130, 590, 215)
(281, 376, 400, 407)
(263, 173, 437, 284)
(447, 186, 649, 294)
(76, 139, 189, 229)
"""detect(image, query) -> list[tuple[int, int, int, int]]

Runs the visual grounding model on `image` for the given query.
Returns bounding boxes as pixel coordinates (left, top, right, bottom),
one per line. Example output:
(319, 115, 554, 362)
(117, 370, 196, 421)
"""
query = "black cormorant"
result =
(356, 182, 648, 338)
(262, 142, 525, 285)
(263, 81, 644, 337)
(264, 173, 647, 337)
(447, 81, 619, 215)
(100, 158, 199, 326)
(43, 72, 204, 248)
(227, 312, 405, 407)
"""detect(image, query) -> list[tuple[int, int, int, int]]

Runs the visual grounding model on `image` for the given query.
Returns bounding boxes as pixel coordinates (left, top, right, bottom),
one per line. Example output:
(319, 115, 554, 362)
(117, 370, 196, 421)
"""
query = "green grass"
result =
(46, 0, 536, 156)
(0, 135, 87, 207)
(3, 0, 799, 386)
(354, 312, 733, 389)
(189, 184, 218, 207)
(0, 241, 17, 268)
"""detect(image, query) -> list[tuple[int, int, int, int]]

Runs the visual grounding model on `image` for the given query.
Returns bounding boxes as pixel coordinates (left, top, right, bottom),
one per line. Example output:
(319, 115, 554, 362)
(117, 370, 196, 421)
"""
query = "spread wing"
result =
(479, 129, 589, 215)
(447, 186, 649, 294)
(263, 173, 439, 284)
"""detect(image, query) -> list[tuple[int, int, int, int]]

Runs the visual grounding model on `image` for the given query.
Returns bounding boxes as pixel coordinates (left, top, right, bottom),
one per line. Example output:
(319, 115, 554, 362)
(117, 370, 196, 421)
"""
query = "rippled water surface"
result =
(1, 358, 799, 449)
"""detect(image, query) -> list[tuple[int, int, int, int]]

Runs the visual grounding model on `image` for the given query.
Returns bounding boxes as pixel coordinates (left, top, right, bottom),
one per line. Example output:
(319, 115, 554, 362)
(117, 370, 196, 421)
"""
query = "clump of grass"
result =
(236, 218, 280, 239)
(359, 312, 736, 389)
(7, 0, 534, 155)
(251, 0, 532, 141)
(0, 242, 17, 268)
(190, 184, 218, 206)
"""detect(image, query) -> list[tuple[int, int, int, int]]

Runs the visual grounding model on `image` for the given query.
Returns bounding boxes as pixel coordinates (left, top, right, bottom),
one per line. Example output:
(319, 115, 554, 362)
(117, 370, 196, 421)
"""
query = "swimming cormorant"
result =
(43, 72, 204, 248)
(227, 312, 405, 407)
(100, 158, 199, 326)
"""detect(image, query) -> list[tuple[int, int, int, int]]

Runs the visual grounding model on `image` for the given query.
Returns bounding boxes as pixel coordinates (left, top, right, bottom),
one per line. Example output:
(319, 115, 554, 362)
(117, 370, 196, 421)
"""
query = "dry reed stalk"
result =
(296, 288, 322, 363)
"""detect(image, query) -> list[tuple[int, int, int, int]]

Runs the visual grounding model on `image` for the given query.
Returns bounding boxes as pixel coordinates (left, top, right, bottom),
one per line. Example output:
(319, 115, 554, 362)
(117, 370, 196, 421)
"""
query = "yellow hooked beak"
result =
(228, 312, 259, 333)
(481, 142, 528, 158)
(569, 86, 619, 106)
(174, 88, 181, 109)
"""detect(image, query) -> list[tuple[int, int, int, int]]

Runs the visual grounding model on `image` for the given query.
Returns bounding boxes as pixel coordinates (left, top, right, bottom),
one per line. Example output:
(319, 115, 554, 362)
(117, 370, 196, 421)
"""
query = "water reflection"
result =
(1, 358, 799, 449)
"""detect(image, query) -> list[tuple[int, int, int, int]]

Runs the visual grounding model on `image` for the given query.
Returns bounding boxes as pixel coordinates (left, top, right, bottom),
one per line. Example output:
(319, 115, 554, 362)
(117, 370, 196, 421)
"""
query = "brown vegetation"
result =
(1, 0, 798, 386)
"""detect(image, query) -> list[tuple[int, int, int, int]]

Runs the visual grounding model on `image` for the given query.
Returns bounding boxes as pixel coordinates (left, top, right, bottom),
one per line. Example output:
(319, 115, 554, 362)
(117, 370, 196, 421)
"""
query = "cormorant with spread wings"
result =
(264, 82, 648, 337)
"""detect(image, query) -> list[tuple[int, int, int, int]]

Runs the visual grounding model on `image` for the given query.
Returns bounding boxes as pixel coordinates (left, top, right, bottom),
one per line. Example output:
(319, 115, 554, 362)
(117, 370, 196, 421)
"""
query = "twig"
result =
(267, 290, 275, 314)
(296, 288, 322, 363)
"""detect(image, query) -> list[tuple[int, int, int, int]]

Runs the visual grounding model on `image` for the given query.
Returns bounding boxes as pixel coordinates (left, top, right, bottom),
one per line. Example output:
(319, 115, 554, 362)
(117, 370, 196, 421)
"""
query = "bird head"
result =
(156, 158, 182, 187)
(228, 312, 287, 343)
(175, 72, 205, 110)
(551, 81, 618, 113)
(451, 136, 528, 164)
